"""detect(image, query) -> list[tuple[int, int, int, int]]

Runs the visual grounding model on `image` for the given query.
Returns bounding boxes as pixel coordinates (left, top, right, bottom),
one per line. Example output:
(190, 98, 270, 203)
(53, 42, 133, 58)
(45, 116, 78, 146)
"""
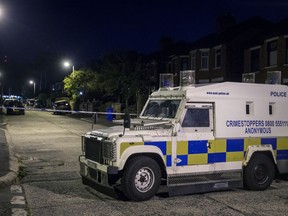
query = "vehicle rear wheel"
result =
(244, 153, 275, 190)
(121, 156, 161, 201)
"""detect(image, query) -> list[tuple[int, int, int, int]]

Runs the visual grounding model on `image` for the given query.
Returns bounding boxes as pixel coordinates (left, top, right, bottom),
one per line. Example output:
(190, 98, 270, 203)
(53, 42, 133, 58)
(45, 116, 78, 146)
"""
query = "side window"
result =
(182, 108, 210, 127)
(246, 102, 254, 115)
(269, 102, 275, 115)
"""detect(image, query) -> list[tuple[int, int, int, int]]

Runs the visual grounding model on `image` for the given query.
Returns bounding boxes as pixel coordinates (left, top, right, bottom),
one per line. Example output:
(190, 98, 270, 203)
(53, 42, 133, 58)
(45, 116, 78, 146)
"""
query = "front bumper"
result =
(79, 155, 119, 186)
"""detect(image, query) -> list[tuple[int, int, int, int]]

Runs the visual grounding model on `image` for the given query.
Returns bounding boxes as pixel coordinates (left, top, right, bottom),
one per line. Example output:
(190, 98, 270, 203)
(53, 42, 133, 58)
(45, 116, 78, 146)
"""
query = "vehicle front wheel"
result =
(244, 153, 275, 190)
(121, 156, 161, 201)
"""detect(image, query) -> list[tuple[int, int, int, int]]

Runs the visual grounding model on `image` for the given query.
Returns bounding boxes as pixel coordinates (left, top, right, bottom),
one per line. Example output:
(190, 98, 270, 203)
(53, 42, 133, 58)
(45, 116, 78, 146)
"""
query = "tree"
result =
(96, 51, 149, 113)
(63, 69, 98, 101)
(62, 51, 151, 114)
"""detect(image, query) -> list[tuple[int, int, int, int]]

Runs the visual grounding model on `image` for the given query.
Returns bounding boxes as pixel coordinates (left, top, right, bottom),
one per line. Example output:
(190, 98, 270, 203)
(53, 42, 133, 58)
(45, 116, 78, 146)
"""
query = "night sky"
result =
(0, 0, 288, 95)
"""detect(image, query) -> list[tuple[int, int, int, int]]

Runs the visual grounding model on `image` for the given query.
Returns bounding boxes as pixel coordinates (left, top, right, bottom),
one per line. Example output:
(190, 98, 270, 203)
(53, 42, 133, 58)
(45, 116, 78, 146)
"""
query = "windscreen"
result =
(7, 100, 23, 107)
(142, 99, 181, 118)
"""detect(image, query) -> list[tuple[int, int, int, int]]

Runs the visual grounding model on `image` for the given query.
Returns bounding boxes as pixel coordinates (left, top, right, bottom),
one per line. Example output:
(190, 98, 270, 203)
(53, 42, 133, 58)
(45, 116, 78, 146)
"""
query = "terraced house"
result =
(243, 18, 288, 84)
(156, 14, 288, 86)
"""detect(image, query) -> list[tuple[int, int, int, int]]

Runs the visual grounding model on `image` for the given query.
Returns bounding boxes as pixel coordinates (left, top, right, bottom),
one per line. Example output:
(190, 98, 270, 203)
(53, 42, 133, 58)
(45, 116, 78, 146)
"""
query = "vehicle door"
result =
(174, 103, 216, 173)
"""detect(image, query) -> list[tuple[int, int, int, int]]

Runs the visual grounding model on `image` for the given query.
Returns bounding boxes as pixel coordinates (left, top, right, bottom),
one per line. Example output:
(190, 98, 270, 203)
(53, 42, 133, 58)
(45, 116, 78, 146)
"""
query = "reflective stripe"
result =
(120, 137, 288, 167)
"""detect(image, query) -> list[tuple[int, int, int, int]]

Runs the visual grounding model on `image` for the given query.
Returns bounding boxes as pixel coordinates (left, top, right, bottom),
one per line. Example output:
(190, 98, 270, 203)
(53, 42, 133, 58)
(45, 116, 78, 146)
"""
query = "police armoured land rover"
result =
(79, 71, 288, 201)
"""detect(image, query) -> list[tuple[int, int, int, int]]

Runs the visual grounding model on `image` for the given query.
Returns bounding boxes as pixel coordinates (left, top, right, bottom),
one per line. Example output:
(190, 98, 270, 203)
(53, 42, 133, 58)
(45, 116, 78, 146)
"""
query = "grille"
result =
(103, 140, 116, 161)
(84, 136, 103, 164)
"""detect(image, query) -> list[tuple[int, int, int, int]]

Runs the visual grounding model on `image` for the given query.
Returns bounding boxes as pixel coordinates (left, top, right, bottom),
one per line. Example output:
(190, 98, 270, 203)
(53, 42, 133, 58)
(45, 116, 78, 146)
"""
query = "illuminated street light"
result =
(63, 61, 74, 72)
(29, 80, 36, 97)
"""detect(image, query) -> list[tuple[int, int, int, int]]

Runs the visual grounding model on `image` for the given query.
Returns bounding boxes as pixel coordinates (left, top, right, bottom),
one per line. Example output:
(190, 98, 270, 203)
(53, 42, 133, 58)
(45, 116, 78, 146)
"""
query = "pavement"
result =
(0, 115, 19, 189)
(0, 112, 119, 189)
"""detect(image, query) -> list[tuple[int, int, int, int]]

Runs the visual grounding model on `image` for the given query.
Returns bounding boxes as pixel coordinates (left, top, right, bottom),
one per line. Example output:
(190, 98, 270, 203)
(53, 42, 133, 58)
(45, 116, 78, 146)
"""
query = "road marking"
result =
(11, 196, 26, 205)
(12, 208, 28, 216)
(10, 185, 23, 193)
(10, 185, 28, 216)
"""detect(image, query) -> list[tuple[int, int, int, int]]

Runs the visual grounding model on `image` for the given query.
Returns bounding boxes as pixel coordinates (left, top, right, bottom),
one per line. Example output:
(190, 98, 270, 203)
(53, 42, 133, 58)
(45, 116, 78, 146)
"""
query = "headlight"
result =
(102, 140, 116, 162)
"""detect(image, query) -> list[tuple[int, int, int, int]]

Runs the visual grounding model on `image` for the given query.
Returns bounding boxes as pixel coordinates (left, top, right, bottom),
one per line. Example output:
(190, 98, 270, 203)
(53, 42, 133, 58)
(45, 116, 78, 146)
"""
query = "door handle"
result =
(207, 142, 211, 149)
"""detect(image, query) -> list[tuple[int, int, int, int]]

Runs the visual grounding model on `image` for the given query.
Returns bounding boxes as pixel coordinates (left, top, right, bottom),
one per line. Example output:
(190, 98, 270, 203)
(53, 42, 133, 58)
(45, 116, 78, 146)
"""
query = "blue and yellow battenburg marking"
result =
(120, 137, 288, 167)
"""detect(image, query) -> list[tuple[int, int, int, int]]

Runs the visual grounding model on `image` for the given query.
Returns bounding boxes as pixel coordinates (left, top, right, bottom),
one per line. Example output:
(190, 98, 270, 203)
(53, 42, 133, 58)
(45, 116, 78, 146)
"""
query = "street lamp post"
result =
(29, 80, 36, 97)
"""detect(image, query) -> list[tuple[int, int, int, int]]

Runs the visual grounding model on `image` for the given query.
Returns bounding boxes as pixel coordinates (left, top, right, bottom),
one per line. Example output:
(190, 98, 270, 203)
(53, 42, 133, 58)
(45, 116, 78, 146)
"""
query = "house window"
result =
(172, 60, 176, 74)
(201, 51, 209, 69)
(267, 40, 277, 66)
(191, 53, 196, 70)
(215, 48, 221, 68)
(181, 57, 189, 71)
(250, 49, 260, 72)
(168, 63, 172, 73)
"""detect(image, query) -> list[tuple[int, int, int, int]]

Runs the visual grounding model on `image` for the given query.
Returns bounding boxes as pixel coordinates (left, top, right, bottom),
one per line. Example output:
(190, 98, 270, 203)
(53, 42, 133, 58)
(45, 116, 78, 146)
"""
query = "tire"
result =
(244, 153, 275, 190)
(121, 156, 161, 201)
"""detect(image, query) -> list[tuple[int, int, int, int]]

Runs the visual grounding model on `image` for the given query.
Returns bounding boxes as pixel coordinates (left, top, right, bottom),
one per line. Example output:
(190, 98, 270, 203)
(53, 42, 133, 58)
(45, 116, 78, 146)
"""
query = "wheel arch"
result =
(243, 145, 277, 167)
(119, 147, 167, 179)
(247, 151, 276, 165)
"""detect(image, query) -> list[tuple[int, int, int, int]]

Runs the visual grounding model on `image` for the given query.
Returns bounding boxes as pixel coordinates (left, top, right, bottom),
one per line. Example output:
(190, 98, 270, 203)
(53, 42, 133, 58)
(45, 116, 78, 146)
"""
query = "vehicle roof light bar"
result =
(159, 73, 174, 90)
(180, 70, 195, 87)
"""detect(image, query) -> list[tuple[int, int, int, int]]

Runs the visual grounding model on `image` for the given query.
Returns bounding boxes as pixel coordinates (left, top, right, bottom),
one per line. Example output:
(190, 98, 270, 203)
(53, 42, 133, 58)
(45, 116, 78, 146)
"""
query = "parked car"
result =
(2, 99, 25, 115)
(26, 99, 35, 107)
(52, 100, 71, 114)
(33, 99, 46, 108)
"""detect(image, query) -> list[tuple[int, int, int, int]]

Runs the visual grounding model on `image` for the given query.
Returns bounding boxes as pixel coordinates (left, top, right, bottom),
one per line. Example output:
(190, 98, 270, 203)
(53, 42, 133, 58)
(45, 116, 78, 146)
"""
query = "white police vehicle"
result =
(79, 71, 288, 201)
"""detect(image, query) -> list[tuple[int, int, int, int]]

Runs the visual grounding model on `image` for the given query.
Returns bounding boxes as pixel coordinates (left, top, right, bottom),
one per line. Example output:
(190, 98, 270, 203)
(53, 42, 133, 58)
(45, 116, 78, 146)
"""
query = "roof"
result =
(191, 17, 273, 49)
(152, 82, 288, 101)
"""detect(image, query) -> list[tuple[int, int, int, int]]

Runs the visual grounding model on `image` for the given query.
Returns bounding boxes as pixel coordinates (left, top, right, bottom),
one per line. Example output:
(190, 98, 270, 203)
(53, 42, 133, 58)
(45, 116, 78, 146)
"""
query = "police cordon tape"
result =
(4, 106, 137, 117)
